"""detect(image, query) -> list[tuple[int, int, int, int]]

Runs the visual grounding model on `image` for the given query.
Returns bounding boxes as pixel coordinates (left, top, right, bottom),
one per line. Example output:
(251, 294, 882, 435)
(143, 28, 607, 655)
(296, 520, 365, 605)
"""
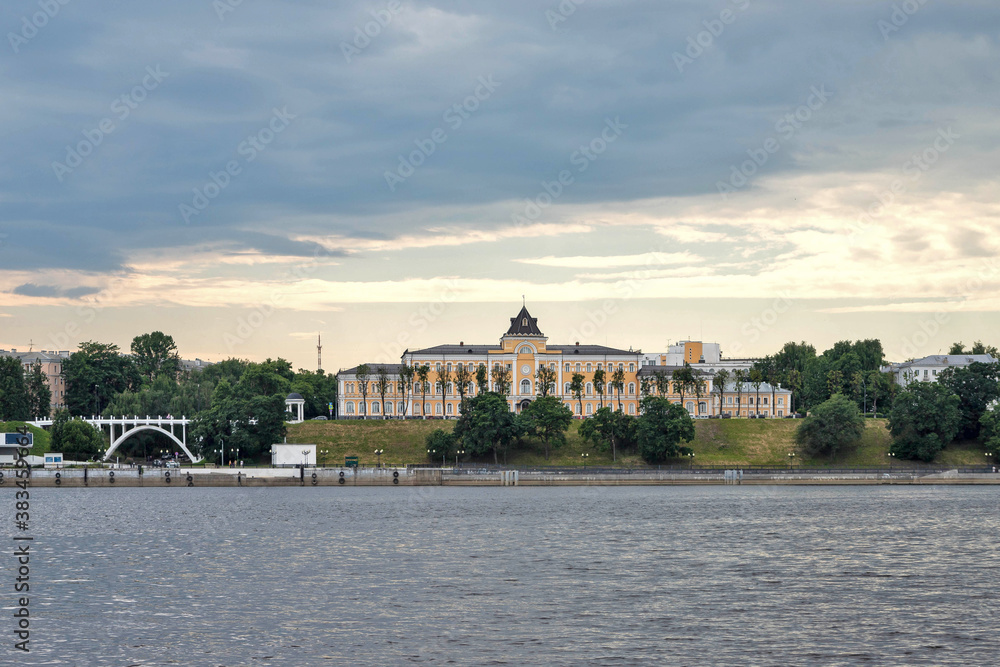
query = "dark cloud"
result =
(10, 283, 101, 299)
(1, 0, 999, 272)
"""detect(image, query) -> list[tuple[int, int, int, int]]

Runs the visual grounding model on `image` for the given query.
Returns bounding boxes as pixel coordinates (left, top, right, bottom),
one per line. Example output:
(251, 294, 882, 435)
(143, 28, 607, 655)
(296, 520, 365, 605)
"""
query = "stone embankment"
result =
(12, 466, 1000, 488)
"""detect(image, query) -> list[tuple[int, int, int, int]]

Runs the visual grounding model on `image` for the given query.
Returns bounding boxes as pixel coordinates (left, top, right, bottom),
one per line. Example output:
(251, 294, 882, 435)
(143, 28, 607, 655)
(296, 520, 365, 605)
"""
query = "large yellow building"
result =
(337, 305, 793, 419)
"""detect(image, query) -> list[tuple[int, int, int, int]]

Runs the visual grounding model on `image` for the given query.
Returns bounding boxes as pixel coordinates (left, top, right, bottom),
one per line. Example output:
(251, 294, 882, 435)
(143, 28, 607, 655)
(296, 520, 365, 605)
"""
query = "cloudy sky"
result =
(2, 0, 999, 371)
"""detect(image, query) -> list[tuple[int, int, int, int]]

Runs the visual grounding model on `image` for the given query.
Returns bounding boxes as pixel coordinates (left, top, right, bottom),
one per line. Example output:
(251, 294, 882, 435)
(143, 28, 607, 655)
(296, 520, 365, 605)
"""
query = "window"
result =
(446, 403, 453, 415)
(522, 318, 528, 326)
(436, 363, 441, 371)
(435, 382, 443, 395)
(371, 402, 380, 414)
(346, 402, 354, 414)
(686, 402, 694, 413)
(447, 382, 454, 394)
(597, 363, 603, 371)
(575, 403, 581, 414)
(778, 410, 784, 417)
(521, 379, 532, 395)
(575, 363, 581, 372)
(447, 363, 452, 372)
(386, 403, 393, 414)
(727, 396, 733, 405)
(398, 402, 405, 413)
(435, 404, 442, 414)
(628, 382, 636, 395)
(763, 397, 768, 405)
(778, 398, 784, 406)
(506, 364, 511, 371)
(586, 382, 593, 395)
(628, 404, 635, 415)
(414, 403, 421, 415)
(586, 404, 593, 415)
(699, 402, 707, 414)
(565, 363, 570, 372)
(519, 345, 533, 354)
(629, 363, 635, 372)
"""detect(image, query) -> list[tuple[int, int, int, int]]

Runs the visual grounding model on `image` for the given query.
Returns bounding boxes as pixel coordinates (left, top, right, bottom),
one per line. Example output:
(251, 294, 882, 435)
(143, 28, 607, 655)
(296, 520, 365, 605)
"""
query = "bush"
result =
(888, 382, 961, 462)
(637, 397, 695, 464)
(795, 394, 865, 458)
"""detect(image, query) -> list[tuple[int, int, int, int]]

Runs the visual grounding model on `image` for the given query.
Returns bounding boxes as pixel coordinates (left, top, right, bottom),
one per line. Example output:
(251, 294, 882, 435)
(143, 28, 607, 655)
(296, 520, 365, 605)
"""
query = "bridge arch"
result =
(105, 425, 201, 463)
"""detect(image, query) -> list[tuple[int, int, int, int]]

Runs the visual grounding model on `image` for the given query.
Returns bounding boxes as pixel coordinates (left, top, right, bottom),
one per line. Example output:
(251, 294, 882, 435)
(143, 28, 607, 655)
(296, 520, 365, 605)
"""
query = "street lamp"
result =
(319, 449, 329, 467)
(301, 448, 310, 468)
(787, 452, 796, 469)
(687, 452, 695, 469)
(374, 449, 384, 468)
(888, 451, 895, 472)
(456, 449, 465, 468)
(581, 452, 589, 469)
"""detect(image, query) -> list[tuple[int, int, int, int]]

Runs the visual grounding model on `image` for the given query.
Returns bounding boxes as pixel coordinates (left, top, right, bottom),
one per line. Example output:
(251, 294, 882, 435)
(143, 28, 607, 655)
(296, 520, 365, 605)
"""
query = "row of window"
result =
(408, 360, 638, 374)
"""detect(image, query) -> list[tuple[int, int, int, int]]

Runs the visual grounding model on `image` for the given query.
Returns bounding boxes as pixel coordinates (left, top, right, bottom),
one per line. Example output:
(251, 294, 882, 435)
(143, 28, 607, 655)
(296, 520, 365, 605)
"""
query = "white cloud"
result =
(515, 251, 701, 269)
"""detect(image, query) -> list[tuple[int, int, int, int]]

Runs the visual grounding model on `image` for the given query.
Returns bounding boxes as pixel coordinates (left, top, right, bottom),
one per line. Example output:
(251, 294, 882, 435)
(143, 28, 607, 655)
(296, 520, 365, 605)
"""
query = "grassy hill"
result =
(0, 421, 51, 456)
(286, 418, 990, 469)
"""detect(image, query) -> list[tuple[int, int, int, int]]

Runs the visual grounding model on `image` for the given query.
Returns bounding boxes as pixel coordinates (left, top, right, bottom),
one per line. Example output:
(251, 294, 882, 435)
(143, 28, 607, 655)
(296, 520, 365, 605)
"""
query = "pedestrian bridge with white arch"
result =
(29, 415, 199, 462)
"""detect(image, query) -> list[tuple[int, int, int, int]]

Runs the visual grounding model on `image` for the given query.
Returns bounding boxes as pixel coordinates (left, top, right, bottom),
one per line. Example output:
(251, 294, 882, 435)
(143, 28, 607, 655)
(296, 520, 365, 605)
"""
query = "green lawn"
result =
(0, 421, 51, 456)
(286, 417, 991, 468)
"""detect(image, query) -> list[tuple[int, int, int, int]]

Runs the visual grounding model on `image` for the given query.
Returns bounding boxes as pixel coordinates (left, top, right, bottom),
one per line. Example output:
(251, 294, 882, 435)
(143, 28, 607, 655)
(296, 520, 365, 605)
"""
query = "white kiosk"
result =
(271, 443, 316, 467)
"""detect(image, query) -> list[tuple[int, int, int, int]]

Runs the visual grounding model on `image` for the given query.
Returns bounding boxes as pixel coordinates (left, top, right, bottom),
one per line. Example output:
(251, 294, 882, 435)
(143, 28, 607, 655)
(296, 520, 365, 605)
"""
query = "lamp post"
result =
(888, 451, 895, 472)
(581, 452, 589, 469)
(301, 448, 311, 469)
(319, 449, 329, 467)
(230, 447, 240, 466)
(986, 451, 993, 472)
(456, 449, 465, 468)
(787, 452, 796, 469)
(93, 384, 100, 415)
(687, 452, 695, 469)
(374, 449, 384, 468)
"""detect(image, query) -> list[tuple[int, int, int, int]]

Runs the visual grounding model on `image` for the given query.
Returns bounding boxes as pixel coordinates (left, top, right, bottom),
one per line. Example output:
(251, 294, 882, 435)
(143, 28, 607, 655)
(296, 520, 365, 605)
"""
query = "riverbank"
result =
(17, 466, 1000, 487)
(286, 418, 991, 469)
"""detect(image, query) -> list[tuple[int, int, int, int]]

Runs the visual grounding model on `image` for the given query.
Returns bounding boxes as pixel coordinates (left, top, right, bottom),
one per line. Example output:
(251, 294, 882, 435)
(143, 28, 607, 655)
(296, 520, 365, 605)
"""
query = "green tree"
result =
(748, 367, 764, 417)
(570, 372, 585, 416)
(979, 405, 1000, 457)
(938, 361, 1000, 441)
(131, 331, 180, 382)
(24, 360, 51, 419)
(949, 341, 966, 355)
(971, 340, 999, 357)
(398, 365, 415, 419)
(652, 369, 670, 397)
(580, 406, 636, 462)
(356, 364, 371, 419)
(454, 363, 473, 412)
(713, 369, 730, 416)
(611, 368, 625, 412)
(490, 364, 511, 397)
(0, 356, 30, 420)
(454, 392, 520, 464)
(795, 393, 865, 458)
(636, 396, 695, 464)
(58, 419, 106, 461)
(826, 369, 844, 398)
(593, 368, 606, 408)
(733, 369, 748, 417)
(475, 364, 488, 395)
(535, 365, 557, 398)
(63, 341, 140, 415)
(520, 395, 573, 460)
(190, 393, 286, 462)
(438, 364, 452, 419)
(416, 365, 430, 419)
(425, 428, 457, 463)
(785, 369, 803, 414)
(888, 382, 961, 462)
(673, 365, 694, 408)
(375, 366, 391, 420)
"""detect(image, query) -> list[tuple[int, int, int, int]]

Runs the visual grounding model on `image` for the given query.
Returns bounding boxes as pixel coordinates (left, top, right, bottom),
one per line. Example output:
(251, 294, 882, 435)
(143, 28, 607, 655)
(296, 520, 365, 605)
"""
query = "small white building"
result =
(884, 354, 996, 386)
(43, 453, 64, 468)
(271, 443, 316, 467)
(285, 393, 306, 423)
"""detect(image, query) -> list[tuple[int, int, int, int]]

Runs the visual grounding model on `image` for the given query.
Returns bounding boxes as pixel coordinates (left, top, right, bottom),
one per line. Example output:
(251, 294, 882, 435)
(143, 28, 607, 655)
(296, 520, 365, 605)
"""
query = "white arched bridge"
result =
(29, 416, 200, 462)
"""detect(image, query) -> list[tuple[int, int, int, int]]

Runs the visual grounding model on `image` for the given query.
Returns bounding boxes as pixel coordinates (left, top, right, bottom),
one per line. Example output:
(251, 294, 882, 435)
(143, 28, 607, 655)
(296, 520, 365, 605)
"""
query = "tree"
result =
(475, 364, 488, 395)
(24, 361, 51, 419)
(580, 406, 636, 462)
(58, 419, 106, 461)
(569, 372, 585, 417)
(520, 395, 573, 460)
(795, 394, 865, 458)
(971, 340, 999, 357)
(949, 341, 966, 355)
(938, 361, 1000, 441)
(733, 369, 747, 417)
(375, 366, 391, 420)
(785, 369, 803, 414)
(673, 365, 694, 408)
(713, 369, 730, 416)
(692, 370, 706, 416)
(611, 368, 625, 412)
(355, 364, 370, 419)
(888, 382, 961, 461)
(826, 369, 844, 398)
(438, 364, 452, 419)
(131, 331, 180, 382)
(454, 392, 520, 464)
(63, 341, 140, 416)
(0, 356, 30, 420)
(636, 396, 695, 464)
(416, 365, 430, 419)
(454, 364, 473, 413)
(979, 405, 1000, 457)
(190, 393, 286, 462)
(766, 366, 781, 418)
(398, 365, 415, 419)
(748, 367, 765, 417)
(593, 368, 606, 408)
(425, 428, 457, 463)
(652, 369, 670, 398)
(490, 364, 511, 397)
(535, 365, 557, 398)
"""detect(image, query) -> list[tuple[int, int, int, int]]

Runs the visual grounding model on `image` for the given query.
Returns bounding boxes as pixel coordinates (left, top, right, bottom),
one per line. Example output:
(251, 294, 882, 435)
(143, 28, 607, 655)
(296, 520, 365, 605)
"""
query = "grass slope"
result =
(0, 421, 51, 456)
(287, 418, 990, 468)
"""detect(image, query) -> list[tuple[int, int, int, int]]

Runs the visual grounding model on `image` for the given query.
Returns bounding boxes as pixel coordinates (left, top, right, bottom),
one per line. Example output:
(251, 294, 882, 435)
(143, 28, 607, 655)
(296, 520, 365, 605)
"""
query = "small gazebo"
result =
(285, 393, 306, 423)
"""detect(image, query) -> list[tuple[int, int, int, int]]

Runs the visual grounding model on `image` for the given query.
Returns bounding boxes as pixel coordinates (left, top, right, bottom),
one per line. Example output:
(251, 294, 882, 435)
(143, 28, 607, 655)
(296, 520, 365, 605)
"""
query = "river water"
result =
(10, 485, 1000, 665)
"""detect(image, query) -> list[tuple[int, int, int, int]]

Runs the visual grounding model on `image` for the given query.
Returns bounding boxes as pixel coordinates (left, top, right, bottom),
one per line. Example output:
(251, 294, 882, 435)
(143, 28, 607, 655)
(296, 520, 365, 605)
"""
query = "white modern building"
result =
(883, 354, 997, 386)
(271, 443, 316, 467)
(641, 340, 756, 374)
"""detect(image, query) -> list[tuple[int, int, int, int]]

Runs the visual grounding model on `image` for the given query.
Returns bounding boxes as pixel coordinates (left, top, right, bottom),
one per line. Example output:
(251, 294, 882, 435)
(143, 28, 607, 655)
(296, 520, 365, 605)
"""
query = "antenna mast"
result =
(317, 333, 323, 372)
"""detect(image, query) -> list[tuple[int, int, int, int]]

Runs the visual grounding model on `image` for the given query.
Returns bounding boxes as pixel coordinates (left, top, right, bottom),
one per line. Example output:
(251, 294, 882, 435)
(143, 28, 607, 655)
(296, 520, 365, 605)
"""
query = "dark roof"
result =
(407, 344, 494, 355)
(548, 345, 637, 356)
(286, 393, 303, 400)
(637, 365, 685, 376)
(339, 363, 406, 376)
(504, 305, 544, 337)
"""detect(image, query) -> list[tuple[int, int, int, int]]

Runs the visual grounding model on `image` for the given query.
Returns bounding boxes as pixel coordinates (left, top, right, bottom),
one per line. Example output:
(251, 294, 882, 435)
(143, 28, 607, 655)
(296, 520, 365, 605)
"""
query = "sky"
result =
(1, 0, 999, 372)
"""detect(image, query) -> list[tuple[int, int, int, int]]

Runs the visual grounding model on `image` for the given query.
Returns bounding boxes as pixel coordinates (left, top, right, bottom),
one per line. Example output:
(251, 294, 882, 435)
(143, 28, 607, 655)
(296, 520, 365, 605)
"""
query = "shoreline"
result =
(12, 467, 1000, 487)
